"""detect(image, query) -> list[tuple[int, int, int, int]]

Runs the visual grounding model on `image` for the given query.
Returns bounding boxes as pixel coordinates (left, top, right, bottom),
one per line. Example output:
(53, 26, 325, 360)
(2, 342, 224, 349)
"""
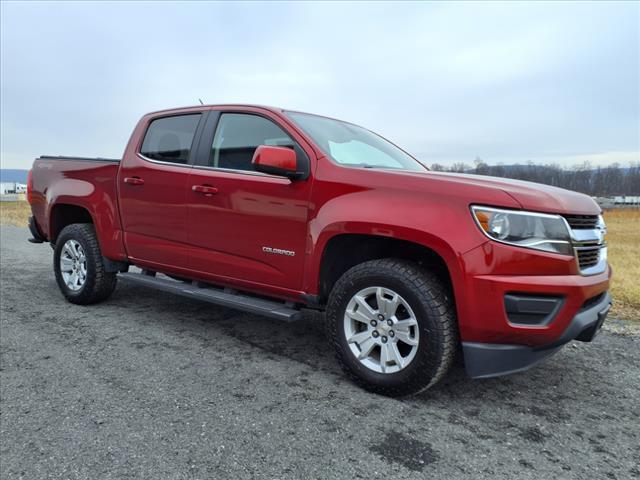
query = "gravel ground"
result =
(1, 226, 639, 479)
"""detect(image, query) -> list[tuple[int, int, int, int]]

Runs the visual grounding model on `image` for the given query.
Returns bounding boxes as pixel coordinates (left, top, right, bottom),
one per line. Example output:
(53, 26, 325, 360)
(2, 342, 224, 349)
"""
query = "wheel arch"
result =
(313, 228, 463, 307)
(45, 192, 126, 261)
(49, 203, 95, 243)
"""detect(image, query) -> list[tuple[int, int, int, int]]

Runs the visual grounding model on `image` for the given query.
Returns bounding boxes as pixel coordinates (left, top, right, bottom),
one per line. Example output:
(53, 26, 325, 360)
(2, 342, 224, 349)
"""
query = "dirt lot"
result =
(1, 226, 639, 479)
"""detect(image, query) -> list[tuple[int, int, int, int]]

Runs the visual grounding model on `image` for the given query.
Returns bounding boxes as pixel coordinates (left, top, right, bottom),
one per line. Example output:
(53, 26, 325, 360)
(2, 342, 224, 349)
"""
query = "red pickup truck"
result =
(27, 104, 611, 396)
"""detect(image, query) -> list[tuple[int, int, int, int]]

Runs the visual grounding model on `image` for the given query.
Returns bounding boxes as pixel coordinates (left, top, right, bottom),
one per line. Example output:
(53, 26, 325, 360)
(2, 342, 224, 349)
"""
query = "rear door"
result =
(186, 110, 314, 293)
(118, 112, 206, 271)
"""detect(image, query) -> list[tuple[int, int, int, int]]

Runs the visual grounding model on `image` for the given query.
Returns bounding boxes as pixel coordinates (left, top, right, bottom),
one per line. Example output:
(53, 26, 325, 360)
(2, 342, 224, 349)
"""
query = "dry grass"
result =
(1, 200, 638, 320)
(0, 200, 30, 227)
(603, 209, 640, 321)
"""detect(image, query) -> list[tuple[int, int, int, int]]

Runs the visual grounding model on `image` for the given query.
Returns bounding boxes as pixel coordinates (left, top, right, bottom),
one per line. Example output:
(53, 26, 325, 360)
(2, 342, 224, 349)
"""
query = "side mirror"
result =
(252, 145, 301, 179)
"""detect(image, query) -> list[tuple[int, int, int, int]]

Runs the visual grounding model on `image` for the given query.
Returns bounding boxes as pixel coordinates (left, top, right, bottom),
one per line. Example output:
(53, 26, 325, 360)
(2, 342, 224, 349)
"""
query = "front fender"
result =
(303, 188, 488, 301)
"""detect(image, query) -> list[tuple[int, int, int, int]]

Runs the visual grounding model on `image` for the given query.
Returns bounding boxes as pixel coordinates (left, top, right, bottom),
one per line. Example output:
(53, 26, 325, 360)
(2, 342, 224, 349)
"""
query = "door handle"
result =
(192, 185, 219, 196)
(124, 177, 145, 186)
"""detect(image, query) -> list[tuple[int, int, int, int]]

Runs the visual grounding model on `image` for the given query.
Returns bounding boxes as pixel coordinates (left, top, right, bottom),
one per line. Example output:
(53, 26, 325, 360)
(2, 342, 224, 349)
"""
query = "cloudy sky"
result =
(1, 1, 638, 169)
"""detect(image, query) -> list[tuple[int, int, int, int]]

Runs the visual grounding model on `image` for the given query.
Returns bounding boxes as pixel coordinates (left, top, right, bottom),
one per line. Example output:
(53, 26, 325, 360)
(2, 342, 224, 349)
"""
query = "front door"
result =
(186, 111, 314, 292)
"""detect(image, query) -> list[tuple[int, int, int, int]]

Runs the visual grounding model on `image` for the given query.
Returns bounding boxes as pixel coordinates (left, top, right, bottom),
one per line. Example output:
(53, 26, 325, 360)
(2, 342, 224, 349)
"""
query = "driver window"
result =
(210, 114, 294, 171)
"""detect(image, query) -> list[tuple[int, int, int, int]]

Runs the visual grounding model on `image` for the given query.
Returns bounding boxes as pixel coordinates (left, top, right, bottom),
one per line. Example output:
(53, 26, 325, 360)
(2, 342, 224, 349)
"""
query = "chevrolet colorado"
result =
(27, 105, 612, 396)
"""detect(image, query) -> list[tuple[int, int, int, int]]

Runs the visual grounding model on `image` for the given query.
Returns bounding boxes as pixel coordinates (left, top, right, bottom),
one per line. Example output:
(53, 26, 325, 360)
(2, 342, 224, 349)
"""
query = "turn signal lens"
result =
(474, 210, 490, 232)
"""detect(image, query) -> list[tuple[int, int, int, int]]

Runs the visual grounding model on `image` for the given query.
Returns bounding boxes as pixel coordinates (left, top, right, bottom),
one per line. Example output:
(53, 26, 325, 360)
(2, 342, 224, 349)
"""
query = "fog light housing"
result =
(504, 293, 564, 326)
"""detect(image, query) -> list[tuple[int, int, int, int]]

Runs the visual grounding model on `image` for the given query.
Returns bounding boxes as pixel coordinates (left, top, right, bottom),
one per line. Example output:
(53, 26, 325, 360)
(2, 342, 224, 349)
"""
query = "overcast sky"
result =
(1, 1, 638, 170)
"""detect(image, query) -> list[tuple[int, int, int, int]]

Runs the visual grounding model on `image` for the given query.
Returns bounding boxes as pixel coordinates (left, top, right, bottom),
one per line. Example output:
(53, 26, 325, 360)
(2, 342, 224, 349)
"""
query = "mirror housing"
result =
(252, 145, 301, 179)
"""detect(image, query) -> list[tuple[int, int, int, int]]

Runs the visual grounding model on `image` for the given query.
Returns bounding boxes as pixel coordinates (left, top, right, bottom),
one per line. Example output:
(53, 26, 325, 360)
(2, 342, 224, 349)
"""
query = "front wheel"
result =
(53, 224, 117, 305)
(326, 259, 458, 397)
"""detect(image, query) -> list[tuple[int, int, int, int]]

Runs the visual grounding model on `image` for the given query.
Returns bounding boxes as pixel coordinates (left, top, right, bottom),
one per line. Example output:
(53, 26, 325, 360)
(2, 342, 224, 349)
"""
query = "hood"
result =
(412, 171, 601, 215)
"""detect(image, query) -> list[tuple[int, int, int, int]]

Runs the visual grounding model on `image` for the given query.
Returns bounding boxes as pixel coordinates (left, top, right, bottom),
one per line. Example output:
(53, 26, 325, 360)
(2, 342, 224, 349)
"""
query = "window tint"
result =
(140, 114, 201, 164)
(210, 114, 294, 171)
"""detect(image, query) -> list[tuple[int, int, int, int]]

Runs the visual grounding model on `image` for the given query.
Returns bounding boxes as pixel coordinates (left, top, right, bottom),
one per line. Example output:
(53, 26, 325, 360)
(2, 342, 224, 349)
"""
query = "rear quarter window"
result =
(140, 114, 201, 164)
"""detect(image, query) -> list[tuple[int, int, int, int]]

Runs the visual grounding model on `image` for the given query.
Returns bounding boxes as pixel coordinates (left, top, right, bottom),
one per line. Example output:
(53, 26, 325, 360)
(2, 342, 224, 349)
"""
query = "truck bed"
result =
(30, 155, 126, 261)
(38, 155, 120, 163)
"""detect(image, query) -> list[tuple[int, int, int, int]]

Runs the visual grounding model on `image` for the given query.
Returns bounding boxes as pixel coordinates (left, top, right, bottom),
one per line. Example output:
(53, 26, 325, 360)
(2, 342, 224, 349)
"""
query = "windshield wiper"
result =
(352, 163, 396, 169)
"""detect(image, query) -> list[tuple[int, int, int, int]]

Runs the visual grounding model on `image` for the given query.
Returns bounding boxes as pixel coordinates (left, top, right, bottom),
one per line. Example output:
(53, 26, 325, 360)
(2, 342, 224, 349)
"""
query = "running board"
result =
(118, 272, 302, 322)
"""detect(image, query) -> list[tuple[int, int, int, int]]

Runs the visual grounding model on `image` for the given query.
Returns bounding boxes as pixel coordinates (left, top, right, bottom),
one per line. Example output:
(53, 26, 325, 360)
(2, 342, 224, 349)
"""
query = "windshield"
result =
(285, 112, 427, 172)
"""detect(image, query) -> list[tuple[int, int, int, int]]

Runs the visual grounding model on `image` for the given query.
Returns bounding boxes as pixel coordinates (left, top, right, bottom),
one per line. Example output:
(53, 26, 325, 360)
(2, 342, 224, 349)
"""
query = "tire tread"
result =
(326, 258, 458, 397)
(54, 223, 117, 305)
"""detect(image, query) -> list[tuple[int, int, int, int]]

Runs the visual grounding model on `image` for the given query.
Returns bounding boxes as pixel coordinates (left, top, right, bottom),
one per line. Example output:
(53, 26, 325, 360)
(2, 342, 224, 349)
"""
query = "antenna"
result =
(198, 98, 204, 105)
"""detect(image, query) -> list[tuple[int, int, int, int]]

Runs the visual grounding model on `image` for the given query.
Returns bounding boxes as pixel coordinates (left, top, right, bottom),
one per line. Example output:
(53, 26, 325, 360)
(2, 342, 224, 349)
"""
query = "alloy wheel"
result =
(59, 239, 87, 291)
(343, 286, 420, 374)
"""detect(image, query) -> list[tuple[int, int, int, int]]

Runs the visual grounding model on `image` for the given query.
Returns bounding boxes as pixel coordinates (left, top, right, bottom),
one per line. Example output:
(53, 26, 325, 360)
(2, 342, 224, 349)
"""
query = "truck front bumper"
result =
(462, 291, 611, 378)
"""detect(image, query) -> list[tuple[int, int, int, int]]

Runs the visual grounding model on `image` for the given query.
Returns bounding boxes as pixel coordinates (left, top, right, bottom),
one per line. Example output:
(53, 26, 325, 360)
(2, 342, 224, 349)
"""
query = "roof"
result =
(146, 104, 285, 116)
(142, 104, 355, 126)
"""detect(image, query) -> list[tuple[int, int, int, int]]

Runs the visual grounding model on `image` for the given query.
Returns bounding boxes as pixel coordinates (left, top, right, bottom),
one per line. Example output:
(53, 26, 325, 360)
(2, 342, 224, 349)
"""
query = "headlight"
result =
(471, 206, 572, 255)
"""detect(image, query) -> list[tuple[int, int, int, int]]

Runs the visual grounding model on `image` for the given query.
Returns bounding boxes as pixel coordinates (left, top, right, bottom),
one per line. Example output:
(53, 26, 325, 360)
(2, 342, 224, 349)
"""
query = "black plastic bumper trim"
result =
(27, 216, 46, 243)
(504, 293, 564, 326)
(463, 291, 611, 379)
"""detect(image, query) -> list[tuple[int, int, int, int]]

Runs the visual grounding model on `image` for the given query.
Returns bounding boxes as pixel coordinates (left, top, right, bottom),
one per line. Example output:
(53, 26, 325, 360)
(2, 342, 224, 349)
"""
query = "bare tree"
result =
(474, 157, 490, 175)
(450, 162, 469, 173)
(434, 159, 638, 195)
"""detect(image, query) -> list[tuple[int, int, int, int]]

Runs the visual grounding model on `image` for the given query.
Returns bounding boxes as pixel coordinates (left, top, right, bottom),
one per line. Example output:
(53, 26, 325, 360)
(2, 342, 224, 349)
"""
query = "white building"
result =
(614, 196, 640, 205)
(0, 182, 27, 194)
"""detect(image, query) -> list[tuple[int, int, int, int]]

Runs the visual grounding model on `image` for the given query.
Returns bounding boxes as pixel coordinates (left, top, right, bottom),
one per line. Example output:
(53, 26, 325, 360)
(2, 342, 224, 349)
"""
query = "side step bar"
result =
(118, 272, 302, 322)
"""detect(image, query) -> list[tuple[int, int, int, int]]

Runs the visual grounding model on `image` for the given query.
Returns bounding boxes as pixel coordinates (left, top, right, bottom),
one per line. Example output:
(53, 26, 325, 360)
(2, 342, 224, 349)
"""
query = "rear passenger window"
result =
(210, 114, 294, 171)
(140, 114, 201, 164)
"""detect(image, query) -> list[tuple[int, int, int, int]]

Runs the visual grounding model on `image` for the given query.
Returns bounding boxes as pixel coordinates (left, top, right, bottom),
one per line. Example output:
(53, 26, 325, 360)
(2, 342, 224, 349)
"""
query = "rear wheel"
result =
(53, 224, 117, 305)
(326, 259, 457, 397)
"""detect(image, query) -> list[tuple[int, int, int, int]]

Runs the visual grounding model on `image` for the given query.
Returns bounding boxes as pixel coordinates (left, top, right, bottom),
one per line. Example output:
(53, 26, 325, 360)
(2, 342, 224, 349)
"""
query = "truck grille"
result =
(564, 214, 599, 229)
(576, 245, 601, 270)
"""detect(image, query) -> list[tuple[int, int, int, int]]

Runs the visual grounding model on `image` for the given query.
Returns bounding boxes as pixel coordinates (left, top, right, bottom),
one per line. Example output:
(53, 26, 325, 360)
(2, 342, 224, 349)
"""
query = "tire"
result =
(53, 223, 117, 305)
(326, 258, 458, 397)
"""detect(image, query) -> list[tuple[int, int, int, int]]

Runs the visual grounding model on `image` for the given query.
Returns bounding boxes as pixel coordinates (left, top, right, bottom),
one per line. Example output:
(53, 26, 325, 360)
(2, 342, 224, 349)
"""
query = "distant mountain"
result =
(0, 169, 29, 183)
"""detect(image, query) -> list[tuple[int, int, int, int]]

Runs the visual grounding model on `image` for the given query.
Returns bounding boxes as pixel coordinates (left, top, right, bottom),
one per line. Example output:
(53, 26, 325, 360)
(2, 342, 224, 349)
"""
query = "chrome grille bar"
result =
(564, 214, 599, 229)
(565, 214, 607, 275)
